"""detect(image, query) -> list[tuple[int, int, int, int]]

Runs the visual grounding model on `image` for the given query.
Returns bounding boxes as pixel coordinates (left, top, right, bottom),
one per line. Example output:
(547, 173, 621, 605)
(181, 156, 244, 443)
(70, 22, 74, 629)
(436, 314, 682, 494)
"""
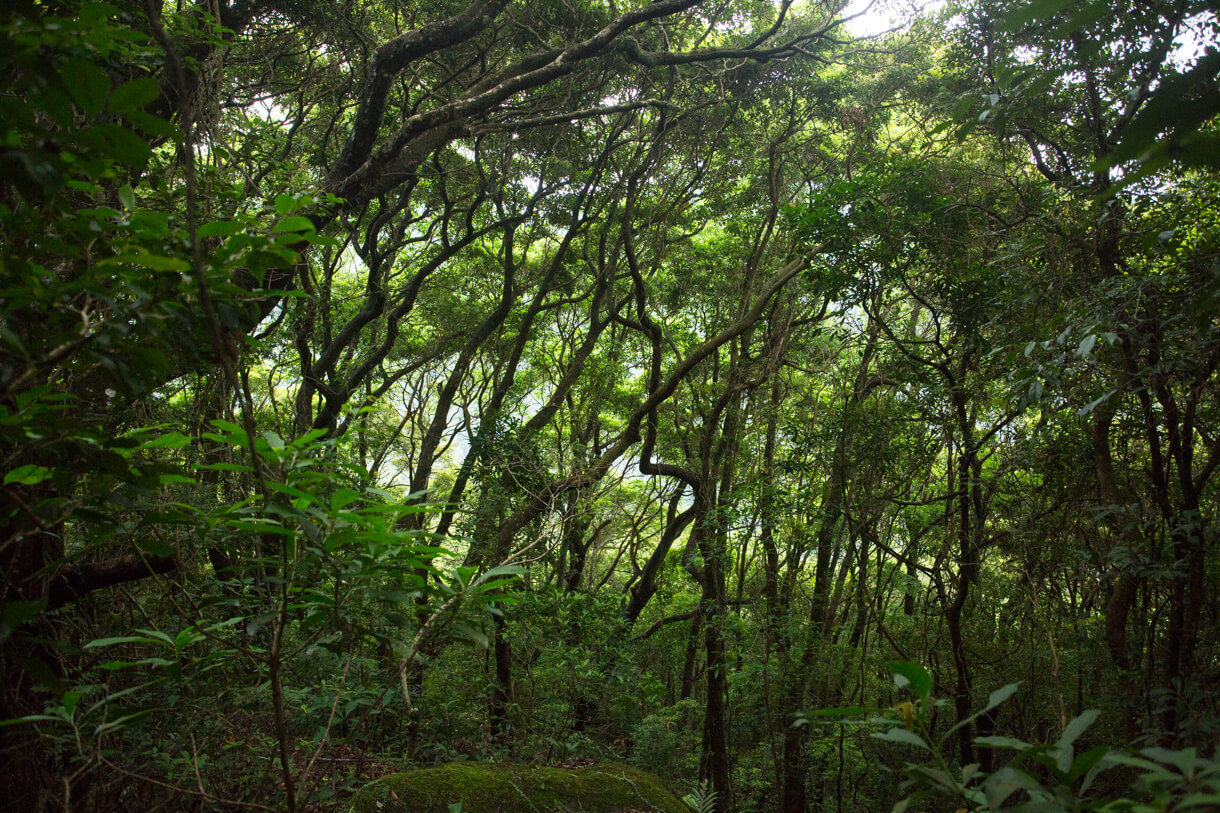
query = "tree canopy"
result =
(1, 0, 1218, 811)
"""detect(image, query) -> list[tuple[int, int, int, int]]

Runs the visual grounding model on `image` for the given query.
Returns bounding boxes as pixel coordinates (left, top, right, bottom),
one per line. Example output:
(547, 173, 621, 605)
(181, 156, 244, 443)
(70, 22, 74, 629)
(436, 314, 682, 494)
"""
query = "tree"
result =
(1, 0, 852, 807)
(945, 0, 1220, 740)
(4, 0, 1219, 810)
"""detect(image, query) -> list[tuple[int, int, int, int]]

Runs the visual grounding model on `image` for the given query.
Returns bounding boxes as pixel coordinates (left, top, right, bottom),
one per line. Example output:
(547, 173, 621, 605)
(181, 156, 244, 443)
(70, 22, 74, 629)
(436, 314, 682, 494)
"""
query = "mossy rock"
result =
(347, 760, 689, 813)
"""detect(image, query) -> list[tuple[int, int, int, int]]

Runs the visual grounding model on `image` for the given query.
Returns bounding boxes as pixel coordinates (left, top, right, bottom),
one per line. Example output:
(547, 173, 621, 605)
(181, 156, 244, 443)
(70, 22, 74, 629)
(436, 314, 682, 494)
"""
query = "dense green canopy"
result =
(1, 0, 1217, 811)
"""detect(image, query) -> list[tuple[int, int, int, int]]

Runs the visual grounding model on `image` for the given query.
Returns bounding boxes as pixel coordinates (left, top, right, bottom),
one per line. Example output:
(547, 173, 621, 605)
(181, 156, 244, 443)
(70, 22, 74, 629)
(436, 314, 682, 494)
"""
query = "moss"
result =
(347, 761, 689, 813)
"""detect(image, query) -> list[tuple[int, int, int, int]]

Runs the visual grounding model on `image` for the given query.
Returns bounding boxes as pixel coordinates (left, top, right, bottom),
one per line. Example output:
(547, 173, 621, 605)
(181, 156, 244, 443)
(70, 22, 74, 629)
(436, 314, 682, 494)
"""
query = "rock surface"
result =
(346, 760, 689, 813)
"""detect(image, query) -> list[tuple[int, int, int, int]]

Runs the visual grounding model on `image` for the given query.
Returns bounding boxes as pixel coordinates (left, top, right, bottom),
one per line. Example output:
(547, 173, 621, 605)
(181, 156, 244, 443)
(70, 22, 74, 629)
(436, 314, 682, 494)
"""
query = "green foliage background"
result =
(1, 0, 1218, 811)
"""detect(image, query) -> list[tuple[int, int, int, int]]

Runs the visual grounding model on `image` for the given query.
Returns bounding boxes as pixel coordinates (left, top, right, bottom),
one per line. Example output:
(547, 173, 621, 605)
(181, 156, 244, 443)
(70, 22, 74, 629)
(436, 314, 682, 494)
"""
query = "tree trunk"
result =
(490, 612, 513, 742)
(679, 606, 703, 701)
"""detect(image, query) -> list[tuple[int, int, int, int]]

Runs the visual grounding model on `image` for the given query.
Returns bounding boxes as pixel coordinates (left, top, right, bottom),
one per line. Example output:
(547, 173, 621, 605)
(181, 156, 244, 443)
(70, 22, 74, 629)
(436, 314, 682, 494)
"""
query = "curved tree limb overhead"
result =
(250, 0, 843, 442)
(28, 0, 835, 614)
(146, 1, 846, 380)
(492, 255, 811, 552)
(326, 0, 513, 185)
(319, 0, 840, 209)
(158, 0, 845, 370)
(323, 0, 705, 206)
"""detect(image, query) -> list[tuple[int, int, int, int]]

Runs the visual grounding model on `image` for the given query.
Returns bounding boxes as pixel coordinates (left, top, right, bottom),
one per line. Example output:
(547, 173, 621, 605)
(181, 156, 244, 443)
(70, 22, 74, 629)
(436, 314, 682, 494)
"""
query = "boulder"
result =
(347, 760, 689, 813)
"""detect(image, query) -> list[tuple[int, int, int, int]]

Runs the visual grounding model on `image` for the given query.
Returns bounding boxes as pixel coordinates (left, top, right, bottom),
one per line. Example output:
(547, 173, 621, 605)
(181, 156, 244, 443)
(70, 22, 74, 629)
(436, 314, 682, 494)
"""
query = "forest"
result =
(1, 0, 1218, 811)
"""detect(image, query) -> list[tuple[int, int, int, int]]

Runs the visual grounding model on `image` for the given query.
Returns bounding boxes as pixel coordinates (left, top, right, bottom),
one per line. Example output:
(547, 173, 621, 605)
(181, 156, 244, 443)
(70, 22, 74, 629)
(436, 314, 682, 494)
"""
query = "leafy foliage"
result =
(1, 1, 1218, 812)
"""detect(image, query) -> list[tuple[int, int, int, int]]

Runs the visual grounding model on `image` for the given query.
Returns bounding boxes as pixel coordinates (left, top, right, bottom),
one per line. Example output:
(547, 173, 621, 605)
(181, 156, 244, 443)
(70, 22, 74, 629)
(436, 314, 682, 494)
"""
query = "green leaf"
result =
(199, 220, 247, 238)
(1104, 51, 1220, 170)
(4, 465, 53, 485)
(330, 487, 360, 511)
(1140, 746, 1198, 777)
(1076, 333, 1097, 358)
(94, 710, 152, 736)
(108, 77, 161, 114)
(475, 565, 525, 585)
(272, 216, 315, 235)
(907, 765, 967, 796)
(954, 120, 978, 141)
(125, 110, 178, 139)
(61, 691, 83, 716)
(1056, 709, 1099, 751)
(135, 629, 175, 646)
(1077, 389, 1116, 417)
(136, 536, 173, 557)
(174, 627, 201, 651)
(792, 706, 877, 726)
(1, 150, 64, 197)
(451, 621, 489, 648)
(62, 58, 109, 118)
(0, 714, 62, 728)
(983, 766, 1041, 809)
(98, 657, 173, 670)
(983, 682, 1020, 713)
(975, 735, 1033, 750)
(943, 682, 1021, 745)
(290, 428, 329, 447)
(93, 123, 153, 166)
(139, 432, 192, 450)
(1, 600, 46, 641)
(470, 578, 520, 594)
(207, 419, 248, 443)
(998, 0, 1076, 32)
(1051, 709, 1099, 774)
(84, 635, 163, 648)
(1103, 751, 1178, 778)
(1178, 792, 1220, 809)
(99, 253, 190, 272)
(196, 462, 252, 473)
(267, 481, 319, 505)
(1069, 745, 1110, 783)
(887, 661, 933, 701)
(245, 611, 277, 637)
(872, 726, 931, 751)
